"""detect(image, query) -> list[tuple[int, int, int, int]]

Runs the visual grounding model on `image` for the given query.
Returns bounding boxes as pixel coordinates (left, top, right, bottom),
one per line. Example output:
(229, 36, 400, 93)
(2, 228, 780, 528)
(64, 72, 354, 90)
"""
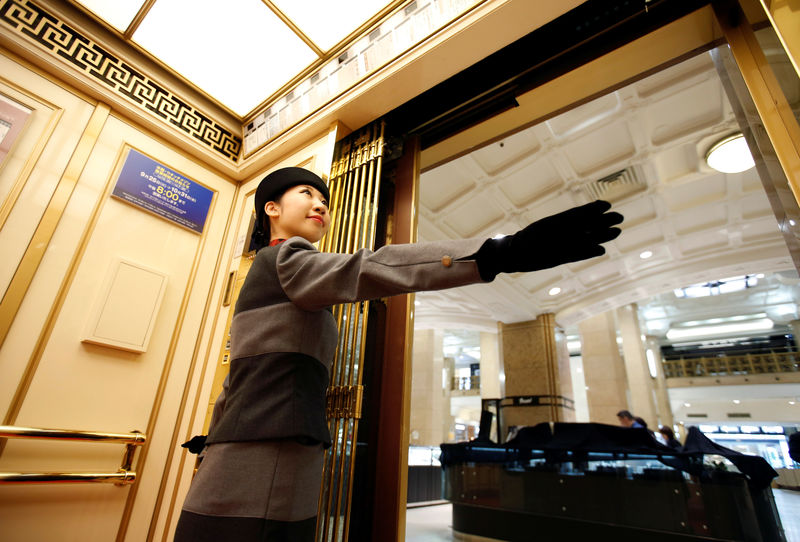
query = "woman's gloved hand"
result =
(473, 200, 623, 281)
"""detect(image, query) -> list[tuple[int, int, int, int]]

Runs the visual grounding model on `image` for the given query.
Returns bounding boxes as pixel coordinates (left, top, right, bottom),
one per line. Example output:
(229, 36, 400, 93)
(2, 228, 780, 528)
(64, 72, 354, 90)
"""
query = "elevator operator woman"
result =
(174, 166, 623, 541)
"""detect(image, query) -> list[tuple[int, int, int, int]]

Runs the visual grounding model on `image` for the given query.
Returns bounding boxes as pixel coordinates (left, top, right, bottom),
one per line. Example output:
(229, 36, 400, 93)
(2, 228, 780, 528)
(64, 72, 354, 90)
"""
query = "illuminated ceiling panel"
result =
(272, 0, 395, 51)
(74, 0, 147, 32)
(133, 0, 318, 115)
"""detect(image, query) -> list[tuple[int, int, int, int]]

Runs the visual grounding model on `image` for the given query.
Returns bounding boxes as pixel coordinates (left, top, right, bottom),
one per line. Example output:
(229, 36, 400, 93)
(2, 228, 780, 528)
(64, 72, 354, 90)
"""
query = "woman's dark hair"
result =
(634, 416, 648, 429)
(659, 426, 675, 440)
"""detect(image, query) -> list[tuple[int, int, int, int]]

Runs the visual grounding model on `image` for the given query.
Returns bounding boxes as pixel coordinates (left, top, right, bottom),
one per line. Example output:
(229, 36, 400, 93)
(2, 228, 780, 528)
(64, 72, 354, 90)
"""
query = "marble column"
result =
(499, 313, 573, 437)
(479, 331, 502, 400)
(647, 335, 675, 435)
(578, 311, 628, 425)
(790, 320, 800, 347)
(409, 328, 451, 446)
(616, 304, 658, 429)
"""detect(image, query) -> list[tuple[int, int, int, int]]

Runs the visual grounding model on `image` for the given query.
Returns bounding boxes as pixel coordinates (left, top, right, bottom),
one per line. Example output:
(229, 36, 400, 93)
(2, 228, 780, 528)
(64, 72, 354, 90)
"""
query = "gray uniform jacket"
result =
(205, 236, 486, 448)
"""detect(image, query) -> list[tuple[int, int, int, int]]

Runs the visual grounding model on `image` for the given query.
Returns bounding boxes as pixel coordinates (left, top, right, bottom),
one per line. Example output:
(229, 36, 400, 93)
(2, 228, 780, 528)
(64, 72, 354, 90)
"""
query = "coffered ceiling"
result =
(414, 42, 800, 342)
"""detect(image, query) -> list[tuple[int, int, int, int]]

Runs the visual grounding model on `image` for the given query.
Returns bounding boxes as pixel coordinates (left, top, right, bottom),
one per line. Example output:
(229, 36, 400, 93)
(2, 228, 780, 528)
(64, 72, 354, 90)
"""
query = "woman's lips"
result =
(309, 216, 324, 225)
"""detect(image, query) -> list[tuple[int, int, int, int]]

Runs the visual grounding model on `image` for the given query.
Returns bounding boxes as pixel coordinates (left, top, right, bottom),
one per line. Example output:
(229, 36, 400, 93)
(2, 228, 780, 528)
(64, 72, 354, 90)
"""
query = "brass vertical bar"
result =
(344, 126, 385, 542)
(330, 146, 351, 251)
(335, 149, 355, 255)
(368, 123, 386, 249)
(324, 152, 346, 254)
(319, 141, 353, 541)
(324, 131, 364, 541)
(342, 147, 362, 256)
(350, 150, 368, 254)
(321, 169, 341, 253)
(333, 143, 374, 541)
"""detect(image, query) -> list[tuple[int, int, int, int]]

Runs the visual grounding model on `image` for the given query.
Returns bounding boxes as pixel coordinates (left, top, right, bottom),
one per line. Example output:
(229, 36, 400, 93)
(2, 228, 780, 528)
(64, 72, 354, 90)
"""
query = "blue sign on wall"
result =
(112, 149, 214, 233)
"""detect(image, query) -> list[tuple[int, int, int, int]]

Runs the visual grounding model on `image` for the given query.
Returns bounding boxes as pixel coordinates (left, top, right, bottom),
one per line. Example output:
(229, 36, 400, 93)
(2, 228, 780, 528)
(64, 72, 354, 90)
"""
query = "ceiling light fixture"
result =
(639, 250, 653, 259)
(548, 287, 561, 296)
(665, 318, 774, 340)
(705, 133, 755, 173)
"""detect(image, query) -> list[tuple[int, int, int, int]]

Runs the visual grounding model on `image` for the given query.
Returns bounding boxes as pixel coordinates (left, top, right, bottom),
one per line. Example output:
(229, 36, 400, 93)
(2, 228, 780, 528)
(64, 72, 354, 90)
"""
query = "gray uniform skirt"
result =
(174, 440, 324, 542)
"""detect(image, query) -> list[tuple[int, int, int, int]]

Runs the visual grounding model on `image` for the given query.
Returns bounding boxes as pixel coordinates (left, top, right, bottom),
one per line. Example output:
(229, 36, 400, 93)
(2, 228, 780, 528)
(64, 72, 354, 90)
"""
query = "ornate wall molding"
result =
(0, 0, 241, 162)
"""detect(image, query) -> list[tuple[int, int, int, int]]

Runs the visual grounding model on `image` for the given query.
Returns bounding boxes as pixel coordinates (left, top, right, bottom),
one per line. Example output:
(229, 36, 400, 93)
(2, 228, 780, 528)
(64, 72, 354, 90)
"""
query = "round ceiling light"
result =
(548, 287, 561, 296)
(705, 133, 755, 173)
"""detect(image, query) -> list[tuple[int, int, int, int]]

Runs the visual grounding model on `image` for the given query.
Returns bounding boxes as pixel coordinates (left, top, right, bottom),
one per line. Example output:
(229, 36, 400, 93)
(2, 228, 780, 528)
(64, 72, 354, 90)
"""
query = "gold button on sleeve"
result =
(441, 255, 453, 267)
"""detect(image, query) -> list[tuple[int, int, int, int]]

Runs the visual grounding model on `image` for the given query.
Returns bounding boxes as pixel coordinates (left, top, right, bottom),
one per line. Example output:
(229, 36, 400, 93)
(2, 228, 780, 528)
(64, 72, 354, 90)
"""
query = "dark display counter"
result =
(441, 422, 785, 541)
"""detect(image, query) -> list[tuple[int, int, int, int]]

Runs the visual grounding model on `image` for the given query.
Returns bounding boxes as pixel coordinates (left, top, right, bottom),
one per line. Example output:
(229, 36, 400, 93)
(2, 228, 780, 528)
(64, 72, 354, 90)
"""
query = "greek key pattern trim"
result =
(0, 0, 241, 161)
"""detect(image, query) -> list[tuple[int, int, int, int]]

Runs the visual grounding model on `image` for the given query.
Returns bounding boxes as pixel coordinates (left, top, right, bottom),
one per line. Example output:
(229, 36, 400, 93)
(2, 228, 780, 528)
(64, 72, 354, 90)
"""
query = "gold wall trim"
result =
(713, 0, 800, 203)
(758, 0, 800, 79)
(114, 156, 219, 542)
(146, 182, 240, 542)
(0, 0, 241, 161)
(0, 74, 63, 231)
(123, 0, 156, 40)
(0, 101, 109, 350)
(0, 128, 118, 460)
(261, 0, 324, 57)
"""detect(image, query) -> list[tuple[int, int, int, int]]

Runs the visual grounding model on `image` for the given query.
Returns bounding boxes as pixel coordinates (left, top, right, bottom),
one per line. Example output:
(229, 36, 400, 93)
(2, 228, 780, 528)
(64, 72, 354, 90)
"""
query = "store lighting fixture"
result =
(684, 402, 691, 407)
(639, 250, 653, 259)
(548, 287, 561, 296)
(705, 133, 755, 173)
(733, 399, 741, 404)
(665, 317, 774, 340)
(645, 349, 657, 378)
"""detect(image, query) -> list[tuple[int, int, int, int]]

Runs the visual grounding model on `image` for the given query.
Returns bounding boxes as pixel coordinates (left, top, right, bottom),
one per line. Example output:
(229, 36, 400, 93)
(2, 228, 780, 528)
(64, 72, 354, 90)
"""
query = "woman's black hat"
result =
(251, 167, 330, 252)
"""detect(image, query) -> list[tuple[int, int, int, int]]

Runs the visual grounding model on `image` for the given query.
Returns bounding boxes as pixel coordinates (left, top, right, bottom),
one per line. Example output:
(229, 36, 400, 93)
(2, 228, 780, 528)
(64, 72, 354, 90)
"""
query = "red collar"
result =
(269, 238, 286, 247)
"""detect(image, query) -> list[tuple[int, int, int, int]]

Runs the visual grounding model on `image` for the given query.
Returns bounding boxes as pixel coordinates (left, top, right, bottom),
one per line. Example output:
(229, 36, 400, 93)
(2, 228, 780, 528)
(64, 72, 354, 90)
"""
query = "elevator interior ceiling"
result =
(415, 39, 800, 339)
(72, 0, 399, 115)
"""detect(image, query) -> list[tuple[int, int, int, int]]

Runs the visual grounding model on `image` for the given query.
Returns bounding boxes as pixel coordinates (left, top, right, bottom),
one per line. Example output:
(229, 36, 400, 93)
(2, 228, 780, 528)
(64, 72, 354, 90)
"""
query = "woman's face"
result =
(266, 184, 331, 244)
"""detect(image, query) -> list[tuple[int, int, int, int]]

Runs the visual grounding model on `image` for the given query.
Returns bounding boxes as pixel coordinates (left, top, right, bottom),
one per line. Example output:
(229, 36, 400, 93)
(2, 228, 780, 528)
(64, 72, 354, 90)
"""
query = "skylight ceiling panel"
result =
(75, 0, 147, 32)
(272, 0, 394, 51)
(133, 0, 317, 115)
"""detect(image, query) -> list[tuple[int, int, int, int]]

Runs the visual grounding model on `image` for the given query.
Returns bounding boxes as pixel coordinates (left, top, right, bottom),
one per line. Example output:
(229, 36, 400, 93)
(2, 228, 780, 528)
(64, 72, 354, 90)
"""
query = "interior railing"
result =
(663, 351, 800, 378)
(0, 425, 145, 485)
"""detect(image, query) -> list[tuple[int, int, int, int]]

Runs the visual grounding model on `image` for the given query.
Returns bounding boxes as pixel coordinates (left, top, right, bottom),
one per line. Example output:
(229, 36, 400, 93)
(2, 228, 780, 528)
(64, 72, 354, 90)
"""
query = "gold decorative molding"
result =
(0, 101, 109, 350)
(0, 0, 241, 162)
(0, 74, 63, 231)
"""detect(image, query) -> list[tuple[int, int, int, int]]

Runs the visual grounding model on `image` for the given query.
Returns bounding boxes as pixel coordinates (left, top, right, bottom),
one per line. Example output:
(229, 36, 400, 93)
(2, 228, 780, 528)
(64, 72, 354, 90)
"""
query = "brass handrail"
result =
(0, 472, 136, 484)
(0, 425, 145, 486)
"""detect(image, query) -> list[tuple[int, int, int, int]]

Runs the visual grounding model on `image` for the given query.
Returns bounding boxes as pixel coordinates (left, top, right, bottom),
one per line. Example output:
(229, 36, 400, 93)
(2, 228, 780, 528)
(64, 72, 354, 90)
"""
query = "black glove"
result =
(473, 200, 623, 281)
(181, 435, 208, 454)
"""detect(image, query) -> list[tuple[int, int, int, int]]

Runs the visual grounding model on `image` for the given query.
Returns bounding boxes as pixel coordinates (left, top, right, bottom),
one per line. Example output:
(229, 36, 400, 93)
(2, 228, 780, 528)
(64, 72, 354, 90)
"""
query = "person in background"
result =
(617, 410, 643, 428)
(789, 431, 799, 464)
(658, 425, 682, 449)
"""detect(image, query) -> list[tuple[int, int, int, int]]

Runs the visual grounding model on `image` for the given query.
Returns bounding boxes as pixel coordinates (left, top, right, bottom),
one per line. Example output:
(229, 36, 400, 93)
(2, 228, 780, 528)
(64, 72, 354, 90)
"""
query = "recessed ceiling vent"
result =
(727, 412, 752, 418)
(582, 165, 647, 202)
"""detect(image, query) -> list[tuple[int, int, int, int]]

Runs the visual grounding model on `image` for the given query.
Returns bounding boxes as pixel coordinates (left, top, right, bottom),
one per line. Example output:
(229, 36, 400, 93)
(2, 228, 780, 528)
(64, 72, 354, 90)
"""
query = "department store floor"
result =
(405, 489, 800, 541)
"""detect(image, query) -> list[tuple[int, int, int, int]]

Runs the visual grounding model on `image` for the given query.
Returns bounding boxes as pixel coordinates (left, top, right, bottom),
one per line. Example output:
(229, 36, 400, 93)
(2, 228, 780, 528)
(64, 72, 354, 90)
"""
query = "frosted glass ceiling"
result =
(134, 0, 317, 116)
(271, 0, 393, 51)
(73, 0, 396, 116)
(75, 0, 147, 32)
